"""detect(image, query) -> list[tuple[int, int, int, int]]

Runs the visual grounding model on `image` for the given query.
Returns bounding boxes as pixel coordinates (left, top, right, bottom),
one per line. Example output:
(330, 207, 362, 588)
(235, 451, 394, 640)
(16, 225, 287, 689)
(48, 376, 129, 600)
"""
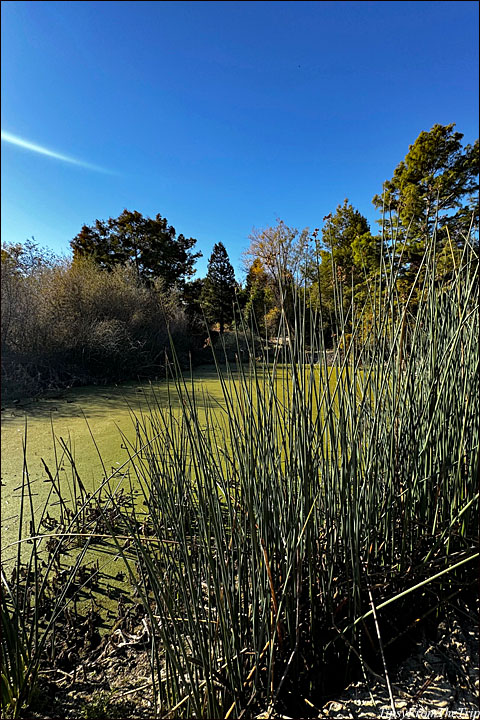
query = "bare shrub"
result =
(1, 245, 194, 399)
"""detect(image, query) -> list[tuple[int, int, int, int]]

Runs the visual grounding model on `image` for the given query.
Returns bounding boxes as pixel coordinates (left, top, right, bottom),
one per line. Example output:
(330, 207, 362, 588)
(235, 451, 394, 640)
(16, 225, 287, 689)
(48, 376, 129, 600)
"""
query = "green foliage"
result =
(1, 446, 94, 718)
(183, 277, 205, 323)
(321, 199, 371, 268)
(81, 692, 115, 719)
(2, 119, 479, 718)
(373, 123, 479, 275)
(71, 209, 201, 289)
(307, 201, 381, 342)
(319, 200, 382, 288)
(200, 242, 237, 334)
(243, 258, 277, 335)
(1, 224, 478, 718)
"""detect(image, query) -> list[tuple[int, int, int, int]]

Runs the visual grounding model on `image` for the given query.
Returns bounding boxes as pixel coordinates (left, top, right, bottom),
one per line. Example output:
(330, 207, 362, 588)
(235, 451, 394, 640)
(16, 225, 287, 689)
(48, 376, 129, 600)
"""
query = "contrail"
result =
(1, 130, 115, 174)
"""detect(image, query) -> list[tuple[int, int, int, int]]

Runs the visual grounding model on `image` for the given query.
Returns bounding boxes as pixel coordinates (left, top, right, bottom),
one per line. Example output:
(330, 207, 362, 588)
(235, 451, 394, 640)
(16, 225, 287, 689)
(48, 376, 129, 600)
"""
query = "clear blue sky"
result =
(2, 0, 478, 278)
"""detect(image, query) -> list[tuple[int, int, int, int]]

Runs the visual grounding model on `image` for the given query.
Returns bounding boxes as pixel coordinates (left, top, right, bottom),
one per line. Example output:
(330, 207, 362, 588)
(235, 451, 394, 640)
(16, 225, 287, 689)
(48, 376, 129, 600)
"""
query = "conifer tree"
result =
(200, 242, 236, 334)
(373, 124, 479, 278)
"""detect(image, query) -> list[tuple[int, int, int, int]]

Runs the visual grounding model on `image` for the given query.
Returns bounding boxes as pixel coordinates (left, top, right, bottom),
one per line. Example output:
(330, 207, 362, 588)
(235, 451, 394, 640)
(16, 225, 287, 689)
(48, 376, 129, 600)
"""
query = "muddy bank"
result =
(21, 599, 478, 719)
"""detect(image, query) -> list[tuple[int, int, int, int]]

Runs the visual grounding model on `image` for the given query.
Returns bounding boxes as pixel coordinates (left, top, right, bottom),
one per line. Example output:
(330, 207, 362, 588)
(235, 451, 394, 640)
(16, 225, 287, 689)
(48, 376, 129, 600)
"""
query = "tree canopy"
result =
(244, 220, 312, 288)
(70, 209, 201, 289)
(307, 201, 380, 318)
(373, 124, 479, 269)
(320, 199, 380, 278)
(4, 121, 477, 400)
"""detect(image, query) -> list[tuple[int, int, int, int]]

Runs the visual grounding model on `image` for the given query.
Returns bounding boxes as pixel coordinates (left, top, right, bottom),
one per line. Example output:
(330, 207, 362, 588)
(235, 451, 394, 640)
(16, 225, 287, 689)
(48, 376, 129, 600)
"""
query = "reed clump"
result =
(109, 233, 478, 716)
(1, 232, 478, 718)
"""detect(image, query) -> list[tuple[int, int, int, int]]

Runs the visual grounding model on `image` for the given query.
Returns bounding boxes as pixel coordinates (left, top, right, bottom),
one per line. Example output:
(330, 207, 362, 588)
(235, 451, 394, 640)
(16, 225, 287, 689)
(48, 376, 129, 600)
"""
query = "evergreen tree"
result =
(71, 209, 200, 290)
(373, 124, 479, 277)
(305, 202, 381, 343)
(200, 243, 236, 334)
(183, 278, 205, 325)
(321, 199, 379, 280)
(311, 200, 380, 312)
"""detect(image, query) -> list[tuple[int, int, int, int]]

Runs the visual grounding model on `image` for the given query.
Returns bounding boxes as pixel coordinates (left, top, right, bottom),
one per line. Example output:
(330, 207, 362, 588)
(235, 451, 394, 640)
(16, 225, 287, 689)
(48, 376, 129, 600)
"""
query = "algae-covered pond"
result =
(1, 359, 343, 583)
(1, 361, 351, 551)
(2, 365, 255, 629)
(1, 366, 239, 550)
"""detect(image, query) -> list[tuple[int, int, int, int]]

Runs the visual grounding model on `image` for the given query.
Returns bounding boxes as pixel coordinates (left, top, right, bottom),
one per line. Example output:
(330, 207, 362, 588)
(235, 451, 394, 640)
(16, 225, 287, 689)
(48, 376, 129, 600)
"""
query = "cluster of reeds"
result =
(1, 231, 478, 718)
(108, 233, 478, 716)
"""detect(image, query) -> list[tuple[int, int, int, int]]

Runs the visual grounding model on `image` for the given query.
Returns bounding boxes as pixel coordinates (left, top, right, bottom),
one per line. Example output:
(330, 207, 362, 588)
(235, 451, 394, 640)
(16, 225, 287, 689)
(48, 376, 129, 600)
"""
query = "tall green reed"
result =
(2, 229, 477, 718)
(1, 435, 94, 718)
(109, 231, 478, 716)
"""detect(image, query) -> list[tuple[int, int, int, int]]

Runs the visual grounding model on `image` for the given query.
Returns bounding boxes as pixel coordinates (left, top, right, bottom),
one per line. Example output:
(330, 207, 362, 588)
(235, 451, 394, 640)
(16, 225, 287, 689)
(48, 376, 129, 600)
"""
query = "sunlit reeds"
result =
(108, 232, 478, 716)
(1, 230, 478, 718)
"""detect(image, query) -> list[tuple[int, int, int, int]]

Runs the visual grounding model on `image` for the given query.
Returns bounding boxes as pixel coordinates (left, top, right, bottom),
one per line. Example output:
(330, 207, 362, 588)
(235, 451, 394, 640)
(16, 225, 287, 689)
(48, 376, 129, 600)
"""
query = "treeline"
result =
(1, 123, 478, 399)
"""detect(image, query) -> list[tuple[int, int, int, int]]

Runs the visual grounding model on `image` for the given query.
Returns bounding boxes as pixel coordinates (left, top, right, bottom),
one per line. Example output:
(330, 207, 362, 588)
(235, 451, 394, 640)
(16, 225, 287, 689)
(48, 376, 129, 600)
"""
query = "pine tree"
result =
(200, 243, 236, 334)
(321, 199, 377, 279)
(372, 124, 479, 278)
(314, 199, 381, 310)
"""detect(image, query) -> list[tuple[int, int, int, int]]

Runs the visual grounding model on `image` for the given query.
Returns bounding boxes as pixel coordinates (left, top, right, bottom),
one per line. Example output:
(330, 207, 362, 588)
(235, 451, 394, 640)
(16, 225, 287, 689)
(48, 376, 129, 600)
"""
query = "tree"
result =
(1, 237, 58, 276)
(321, 199, 379, 279)
(200, 243, 237, 334)
(1, 239, 61, 351)
(71, 209, 201, 289)
(244, 220, 312, 290)
(309, 201, 380, 319)
(373, 124, 479, 274)
(243, 258, 277, 334)
(182, 277, 205, 329)
(243, 220, 313, 336)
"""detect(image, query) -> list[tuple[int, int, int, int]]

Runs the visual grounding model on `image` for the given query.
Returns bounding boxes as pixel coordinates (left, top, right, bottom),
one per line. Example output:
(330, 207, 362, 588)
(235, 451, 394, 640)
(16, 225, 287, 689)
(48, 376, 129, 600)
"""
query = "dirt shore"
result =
(24, 600, 479, 719)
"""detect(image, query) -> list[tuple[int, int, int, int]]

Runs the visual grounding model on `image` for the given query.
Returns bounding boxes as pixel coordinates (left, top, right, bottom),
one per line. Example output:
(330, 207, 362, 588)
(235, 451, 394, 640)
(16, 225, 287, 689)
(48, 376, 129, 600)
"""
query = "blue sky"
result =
(1, 0, 478, 278)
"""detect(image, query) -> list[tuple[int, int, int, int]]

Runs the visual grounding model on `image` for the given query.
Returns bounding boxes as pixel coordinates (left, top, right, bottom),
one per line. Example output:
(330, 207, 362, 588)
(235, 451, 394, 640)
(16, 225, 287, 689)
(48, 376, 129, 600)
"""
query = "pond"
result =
(1, 366, 240, 553)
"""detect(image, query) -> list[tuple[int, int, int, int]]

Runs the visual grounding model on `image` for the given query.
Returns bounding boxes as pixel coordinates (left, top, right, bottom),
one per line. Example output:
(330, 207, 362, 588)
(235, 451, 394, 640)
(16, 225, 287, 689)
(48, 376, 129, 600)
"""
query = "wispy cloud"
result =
(1, 130, 116, 174)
